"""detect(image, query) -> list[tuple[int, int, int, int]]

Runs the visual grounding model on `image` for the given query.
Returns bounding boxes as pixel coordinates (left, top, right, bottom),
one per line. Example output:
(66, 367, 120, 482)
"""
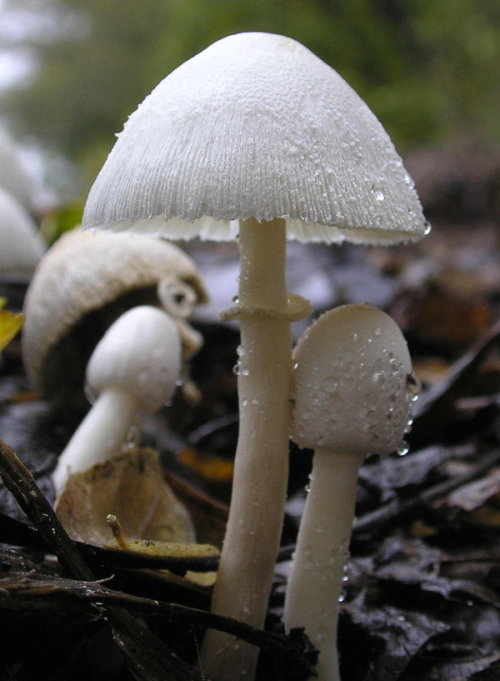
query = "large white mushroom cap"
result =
(83, 32, 428, 245)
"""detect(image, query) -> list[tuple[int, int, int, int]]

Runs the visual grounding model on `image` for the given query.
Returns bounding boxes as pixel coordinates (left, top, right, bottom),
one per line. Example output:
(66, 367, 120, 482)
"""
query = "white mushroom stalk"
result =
(284, 304, 418, 681)
(52, 305, 181, 498)
(81, 32, 428, 681)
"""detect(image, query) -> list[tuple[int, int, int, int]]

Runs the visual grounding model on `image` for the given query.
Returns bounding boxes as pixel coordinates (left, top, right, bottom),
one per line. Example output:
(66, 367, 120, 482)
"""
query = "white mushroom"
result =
(22, 227, 207, 406)
(0, 128, 34, 211)
(284, 304, 417, 681)
(81, 32, 428, 680)
(52, 305, 182, 497)
(0, 187, 45, 277)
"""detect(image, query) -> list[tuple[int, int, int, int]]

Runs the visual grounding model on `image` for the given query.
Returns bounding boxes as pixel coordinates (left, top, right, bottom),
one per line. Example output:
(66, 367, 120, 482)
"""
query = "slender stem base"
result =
(52, 387, 138, 498)
(200, 218, 292, 681)
(283, 449, 363, 681)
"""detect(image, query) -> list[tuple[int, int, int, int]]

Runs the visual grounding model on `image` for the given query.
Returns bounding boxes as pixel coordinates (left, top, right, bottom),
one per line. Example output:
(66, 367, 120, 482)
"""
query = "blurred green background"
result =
(0, 0, 499, 201)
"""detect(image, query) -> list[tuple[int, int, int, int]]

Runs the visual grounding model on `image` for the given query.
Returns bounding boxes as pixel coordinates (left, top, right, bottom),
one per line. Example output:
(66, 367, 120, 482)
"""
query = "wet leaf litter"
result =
(1, 149, 500, 680)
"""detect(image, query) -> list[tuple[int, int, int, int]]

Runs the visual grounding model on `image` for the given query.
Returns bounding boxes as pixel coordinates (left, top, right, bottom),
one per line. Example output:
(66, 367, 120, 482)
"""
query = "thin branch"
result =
(0, 511, 219, 574)
(354, 448, 500, 534)
(0, 438, 205, 681)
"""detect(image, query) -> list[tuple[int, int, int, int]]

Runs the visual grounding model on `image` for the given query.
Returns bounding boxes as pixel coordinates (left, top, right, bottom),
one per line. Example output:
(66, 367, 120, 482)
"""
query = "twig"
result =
(410, 318, 500, 448)
(0, 439, 315, 679)
(354, 447, 500, 534)
(0, 437, 205, 681)
(0, 564, 313, 667)
(0, 511, 219, 574)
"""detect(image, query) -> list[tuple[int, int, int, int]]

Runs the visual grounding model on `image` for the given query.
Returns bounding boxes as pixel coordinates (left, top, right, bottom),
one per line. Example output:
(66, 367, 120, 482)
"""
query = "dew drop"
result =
(406, 372, 420, 402)
(323, 377, 338, 393)
(125, 423, 141, 449)
(397, 440, 410, 457)
(374, 189, 385, 202)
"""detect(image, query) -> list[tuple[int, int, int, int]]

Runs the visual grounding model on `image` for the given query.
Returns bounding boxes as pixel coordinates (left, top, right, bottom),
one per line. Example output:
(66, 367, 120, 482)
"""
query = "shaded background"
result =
(1, 4, 500, 681)
(0, 0, 499, 203)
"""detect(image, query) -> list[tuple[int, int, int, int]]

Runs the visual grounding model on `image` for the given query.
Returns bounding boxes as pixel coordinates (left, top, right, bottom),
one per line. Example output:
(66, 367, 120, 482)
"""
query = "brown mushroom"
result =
(22, 227, 207, 407)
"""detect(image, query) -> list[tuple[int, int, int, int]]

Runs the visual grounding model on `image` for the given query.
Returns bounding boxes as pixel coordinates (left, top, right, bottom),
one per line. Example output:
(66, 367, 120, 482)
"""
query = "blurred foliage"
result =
(38, 200, 83, 244)
(1, 0, 499, 193)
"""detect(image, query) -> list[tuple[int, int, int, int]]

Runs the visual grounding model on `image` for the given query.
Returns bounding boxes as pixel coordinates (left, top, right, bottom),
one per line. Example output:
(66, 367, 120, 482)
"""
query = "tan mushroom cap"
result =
(83, 32, 428, 245)
(22, 227, 207, 402)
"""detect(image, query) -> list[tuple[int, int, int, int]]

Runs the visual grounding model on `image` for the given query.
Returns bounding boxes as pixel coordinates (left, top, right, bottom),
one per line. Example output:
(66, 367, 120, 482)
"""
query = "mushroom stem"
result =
(284, 448, 364, 681)
(52, 387, 138, 496)
(284, 304, 415, 681)
(201, 218, 293, 680)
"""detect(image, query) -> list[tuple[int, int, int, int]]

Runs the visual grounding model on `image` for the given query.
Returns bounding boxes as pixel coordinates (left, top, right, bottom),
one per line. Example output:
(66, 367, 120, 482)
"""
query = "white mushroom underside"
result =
(83, 33, 427, 244)
(98, 215, 420, 245)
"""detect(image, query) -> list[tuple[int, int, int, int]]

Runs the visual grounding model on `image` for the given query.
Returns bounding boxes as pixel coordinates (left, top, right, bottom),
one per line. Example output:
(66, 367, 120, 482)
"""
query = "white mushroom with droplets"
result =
(52, 305, 182, 497)
(22, 227, 207, 407)
(81, 32, 428, 680)
(284, 304, 418, 681)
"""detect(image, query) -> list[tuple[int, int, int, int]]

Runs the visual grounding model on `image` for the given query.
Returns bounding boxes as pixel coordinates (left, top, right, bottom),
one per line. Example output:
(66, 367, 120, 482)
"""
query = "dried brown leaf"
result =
(55, 446, 196, 546)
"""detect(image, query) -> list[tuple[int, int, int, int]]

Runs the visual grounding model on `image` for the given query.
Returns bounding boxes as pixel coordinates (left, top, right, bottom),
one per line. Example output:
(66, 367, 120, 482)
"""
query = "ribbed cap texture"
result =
(84, 32, 428, 245)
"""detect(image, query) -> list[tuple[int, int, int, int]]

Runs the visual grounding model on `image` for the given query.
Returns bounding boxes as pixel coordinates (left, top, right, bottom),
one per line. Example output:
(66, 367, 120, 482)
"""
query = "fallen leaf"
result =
(178, 447, 234, 482)
(446, 468, 500, 512)
(55, 446, 196, 546)
(0, 298, 24, 351)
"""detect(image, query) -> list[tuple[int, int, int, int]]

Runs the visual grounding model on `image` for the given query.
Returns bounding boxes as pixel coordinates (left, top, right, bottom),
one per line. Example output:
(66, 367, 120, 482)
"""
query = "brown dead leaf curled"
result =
(55, 446, 196, 546)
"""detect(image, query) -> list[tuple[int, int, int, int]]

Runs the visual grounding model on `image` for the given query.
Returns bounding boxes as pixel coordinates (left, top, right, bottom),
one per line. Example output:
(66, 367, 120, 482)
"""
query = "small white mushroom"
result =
(22, 227, 207, 406)
(81, 32, 428, 680)
(284, 304, 417, 681)
(52, 305, 181, 497)
(0, 187, 45, 277)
